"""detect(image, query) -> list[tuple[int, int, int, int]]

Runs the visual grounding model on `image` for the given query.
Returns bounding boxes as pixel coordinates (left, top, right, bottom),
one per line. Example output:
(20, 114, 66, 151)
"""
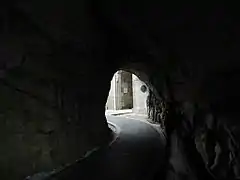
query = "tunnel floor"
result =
(35, 115, 166, 180)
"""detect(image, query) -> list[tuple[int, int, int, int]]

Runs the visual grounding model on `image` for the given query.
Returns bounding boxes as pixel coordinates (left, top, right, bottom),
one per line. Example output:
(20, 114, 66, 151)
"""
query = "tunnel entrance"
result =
(105, 70, 148, 120)
(105, 70, 163, 125)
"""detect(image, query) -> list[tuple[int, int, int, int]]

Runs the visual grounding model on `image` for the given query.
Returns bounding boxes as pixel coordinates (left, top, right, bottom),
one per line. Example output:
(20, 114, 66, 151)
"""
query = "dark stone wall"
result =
(0, 2, 114, 179)
(110, 3, 240, 179)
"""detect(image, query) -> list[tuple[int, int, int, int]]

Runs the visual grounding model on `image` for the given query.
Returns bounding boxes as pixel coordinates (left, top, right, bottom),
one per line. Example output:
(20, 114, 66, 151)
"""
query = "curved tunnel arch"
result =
(1, 2, 240, 179)
(105, 61, 168, 130)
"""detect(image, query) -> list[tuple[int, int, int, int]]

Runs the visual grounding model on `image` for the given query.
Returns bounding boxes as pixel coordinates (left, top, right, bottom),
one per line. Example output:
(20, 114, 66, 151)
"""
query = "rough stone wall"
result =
(129, 59, 240, 179)
(0, 3, 113, 179)
(145, 33, 240, 179)
(109, 3, 240, 179)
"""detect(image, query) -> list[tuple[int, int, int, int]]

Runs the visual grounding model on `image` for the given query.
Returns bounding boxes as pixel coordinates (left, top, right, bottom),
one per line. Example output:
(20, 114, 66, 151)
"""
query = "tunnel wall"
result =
(123, 50, 240, 179)
(108, 3, 240, 179)
(1, 1, 240, 180)
(146, 38, 240, 179)
(0, 4, 114, 179)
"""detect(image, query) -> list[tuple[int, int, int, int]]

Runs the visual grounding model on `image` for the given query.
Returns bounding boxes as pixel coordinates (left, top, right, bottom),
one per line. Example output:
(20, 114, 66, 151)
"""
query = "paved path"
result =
(42, 115, 166, 180)
(105, 115, 166, 180)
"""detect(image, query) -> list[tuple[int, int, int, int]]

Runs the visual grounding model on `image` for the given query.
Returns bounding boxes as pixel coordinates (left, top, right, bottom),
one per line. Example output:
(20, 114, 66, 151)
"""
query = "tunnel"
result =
(0, 1, 240, 180)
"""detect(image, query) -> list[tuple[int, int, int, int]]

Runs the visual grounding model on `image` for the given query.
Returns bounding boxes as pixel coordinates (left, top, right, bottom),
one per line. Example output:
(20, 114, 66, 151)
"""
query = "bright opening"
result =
(105, 70, 163, 124)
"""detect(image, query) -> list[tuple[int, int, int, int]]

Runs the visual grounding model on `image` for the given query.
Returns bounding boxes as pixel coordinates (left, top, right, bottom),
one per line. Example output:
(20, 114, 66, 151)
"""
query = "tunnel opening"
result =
(105, 69, 166, 129)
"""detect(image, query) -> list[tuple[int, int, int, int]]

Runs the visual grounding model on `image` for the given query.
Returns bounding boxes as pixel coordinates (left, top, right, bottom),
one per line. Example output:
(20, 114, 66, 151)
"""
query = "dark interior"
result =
(0, 1, 239, 180)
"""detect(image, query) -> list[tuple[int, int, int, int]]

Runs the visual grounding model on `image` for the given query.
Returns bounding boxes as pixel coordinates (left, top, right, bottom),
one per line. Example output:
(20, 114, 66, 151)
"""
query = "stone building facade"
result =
(106, 71, 148, 115)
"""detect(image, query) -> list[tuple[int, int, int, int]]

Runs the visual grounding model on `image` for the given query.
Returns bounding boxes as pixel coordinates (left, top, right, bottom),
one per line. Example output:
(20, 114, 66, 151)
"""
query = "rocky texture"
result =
(0, 1, 240, 180)
(0, 3, 113, 179)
